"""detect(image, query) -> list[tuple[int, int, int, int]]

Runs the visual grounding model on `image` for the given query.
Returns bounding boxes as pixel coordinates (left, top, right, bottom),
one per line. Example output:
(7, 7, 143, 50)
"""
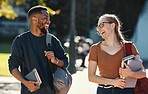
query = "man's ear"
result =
(32, 16, 38, 22)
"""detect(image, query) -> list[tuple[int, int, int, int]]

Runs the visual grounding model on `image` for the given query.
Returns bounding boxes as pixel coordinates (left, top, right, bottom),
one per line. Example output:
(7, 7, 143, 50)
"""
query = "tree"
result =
(68, 0, 77, 74)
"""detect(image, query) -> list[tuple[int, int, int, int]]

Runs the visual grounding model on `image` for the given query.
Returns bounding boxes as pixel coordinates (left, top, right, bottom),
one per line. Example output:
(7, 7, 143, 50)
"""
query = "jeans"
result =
(97, 86, 134, 94)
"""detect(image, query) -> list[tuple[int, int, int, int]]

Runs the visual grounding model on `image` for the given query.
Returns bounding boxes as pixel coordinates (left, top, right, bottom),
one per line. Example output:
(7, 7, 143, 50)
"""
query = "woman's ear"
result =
(111, 23, 115, 29)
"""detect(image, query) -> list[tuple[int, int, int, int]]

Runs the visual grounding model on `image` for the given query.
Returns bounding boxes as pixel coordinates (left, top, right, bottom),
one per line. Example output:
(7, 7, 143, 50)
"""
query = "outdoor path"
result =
(68, 68, 97, 94)
(0, 77, 20, 94)
(1, 69, 148, 94)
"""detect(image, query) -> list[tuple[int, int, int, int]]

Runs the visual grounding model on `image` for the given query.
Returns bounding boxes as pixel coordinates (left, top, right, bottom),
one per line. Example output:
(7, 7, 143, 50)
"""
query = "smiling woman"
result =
(88, 14, 146, 94)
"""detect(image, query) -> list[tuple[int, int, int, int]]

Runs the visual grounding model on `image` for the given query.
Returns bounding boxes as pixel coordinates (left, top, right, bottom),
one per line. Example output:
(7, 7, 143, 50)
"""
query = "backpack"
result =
(46, 33, 72, 94)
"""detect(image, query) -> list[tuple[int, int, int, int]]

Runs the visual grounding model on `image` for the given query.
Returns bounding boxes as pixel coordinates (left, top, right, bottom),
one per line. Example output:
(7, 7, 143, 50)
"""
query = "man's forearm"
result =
(12, 68, 27, 85)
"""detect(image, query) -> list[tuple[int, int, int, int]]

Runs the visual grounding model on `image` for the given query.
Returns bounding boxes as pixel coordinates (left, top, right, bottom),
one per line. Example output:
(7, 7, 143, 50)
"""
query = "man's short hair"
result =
(28, 5, 48, 18)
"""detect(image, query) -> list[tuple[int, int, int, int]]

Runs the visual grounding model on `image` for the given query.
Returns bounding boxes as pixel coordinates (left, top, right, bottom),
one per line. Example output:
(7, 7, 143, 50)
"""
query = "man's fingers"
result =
(29, 83, 40, 92)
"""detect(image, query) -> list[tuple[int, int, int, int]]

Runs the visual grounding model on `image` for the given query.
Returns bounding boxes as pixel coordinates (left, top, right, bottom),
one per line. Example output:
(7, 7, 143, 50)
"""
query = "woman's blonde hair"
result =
(99, 14, 125, 42)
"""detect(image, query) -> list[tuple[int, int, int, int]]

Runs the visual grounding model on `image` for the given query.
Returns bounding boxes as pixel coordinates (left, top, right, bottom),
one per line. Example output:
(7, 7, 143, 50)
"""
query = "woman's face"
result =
(96, 18, 114, 39)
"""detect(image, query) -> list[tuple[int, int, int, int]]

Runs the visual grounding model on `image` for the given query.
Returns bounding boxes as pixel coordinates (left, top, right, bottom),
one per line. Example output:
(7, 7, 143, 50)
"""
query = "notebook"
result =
(121, 55, 143, 88)
(25, 68, 42, 86)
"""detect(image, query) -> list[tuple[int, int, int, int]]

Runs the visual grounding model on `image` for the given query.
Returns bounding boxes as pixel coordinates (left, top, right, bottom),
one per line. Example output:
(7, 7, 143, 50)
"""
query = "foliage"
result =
(0, 0, 17, 20)
(12, 0, 25, 5)
(0, 0, 60, 20)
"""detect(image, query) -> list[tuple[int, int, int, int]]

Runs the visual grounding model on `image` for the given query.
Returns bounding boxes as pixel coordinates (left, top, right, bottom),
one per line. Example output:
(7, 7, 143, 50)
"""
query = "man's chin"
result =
(41, 28, 47, 34)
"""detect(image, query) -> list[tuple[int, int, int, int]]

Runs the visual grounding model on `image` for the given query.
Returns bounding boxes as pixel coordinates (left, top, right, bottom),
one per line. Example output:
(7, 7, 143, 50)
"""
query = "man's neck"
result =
(30, 28, 45, 37)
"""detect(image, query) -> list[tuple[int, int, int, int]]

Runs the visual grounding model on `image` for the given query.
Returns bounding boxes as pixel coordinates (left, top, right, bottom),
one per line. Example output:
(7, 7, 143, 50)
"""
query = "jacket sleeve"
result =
(8, 36, 24, 74)
(52, 36, 69, 68)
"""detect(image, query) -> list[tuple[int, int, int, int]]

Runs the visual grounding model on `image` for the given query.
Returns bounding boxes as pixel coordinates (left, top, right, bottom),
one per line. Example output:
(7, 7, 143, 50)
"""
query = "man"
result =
(8, 5, 69, 94)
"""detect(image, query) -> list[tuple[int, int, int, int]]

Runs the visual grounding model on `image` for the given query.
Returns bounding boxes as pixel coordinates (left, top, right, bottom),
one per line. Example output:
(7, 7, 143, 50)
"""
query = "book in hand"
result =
(121, 55, 143, 88)
(25, 68, 42, 86)
(122, 55, 135, 62)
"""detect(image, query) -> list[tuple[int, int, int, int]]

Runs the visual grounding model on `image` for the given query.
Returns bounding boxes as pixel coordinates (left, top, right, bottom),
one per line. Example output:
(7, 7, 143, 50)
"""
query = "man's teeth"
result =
(45, 24, 49, 27)
(102, 32, 105, 34)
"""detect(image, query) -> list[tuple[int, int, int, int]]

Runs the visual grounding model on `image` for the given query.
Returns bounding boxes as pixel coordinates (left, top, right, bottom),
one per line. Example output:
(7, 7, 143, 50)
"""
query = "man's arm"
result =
(12, 68, 40, 92)
(52, 36, 69, 68)
(12, 68, 26, 84)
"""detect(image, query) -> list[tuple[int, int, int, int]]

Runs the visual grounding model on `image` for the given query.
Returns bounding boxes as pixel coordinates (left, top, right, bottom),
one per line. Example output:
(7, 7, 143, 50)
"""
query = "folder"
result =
(25, 68, 42, 86)
(121, 55, 143, 88)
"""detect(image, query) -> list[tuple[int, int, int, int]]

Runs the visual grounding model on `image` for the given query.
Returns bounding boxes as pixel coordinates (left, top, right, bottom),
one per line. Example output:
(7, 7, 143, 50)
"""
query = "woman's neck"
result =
(104, 34, 120, 47)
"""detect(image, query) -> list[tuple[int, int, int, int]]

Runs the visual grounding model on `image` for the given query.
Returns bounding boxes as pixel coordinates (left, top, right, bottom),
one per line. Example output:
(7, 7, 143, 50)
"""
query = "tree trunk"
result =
(68, 0, 77, 74)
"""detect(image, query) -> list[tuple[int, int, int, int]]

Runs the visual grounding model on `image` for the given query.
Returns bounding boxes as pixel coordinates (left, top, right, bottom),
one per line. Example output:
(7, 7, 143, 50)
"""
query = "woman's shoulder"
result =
(123, 40, 132, 43)
(90, 41, 102, 50)
(91, 41, 102, 46)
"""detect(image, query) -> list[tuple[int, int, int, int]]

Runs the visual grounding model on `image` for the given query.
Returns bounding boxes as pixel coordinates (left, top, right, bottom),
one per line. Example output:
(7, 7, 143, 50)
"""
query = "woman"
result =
(88, 14, 146, 94)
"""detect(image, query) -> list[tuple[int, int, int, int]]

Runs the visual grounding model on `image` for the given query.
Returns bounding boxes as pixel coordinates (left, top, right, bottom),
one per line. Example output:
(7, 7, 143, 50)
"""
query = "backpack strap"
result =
(46, 32, 52, 50)
(46, 32, 55, 73)
(124, 42, 132, 56)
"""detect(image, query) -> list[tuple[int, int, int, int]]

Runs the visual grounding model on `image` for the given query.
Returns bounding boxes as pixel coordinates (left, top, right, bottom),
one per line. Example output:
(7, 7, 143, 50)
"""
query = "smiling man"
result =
(8, 5, 69, 94)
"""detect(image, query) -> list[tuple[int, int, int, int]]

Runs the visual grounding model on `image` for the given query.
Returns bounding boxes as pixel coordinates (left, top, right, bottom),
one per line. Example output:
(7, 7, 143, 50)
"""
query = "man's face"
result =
(37, 10, 50, 34)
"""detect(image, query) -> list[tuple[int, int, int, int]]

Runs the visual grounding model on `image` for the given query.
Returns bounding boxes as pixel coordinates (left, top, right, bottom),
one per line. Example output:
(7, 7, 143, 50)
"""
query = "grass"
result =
(0, 42, 12, 76)
(0, 42, 11, 53)
(0, 53, 12, 76)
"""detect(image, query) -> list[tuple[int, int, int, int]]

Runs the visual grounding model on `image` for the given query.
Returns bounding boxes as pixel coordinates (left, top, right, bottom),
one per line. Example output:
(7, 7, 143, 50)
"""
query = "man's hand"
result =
(24, 80, 40, 92)
(44, 51, 57, 64)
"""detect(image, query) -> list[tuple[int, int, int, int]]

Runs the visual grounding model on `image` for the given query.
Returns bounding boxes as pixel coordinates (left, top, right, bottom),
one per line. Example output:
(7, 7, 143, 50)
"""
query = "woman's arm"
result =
(120, 55, 146, 79)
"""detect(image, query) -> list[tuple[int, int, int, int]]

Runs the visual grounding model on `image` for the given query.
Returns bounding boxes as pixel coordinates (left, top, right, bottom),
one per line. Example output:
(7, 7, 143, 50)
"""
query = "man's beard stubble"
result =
(40, 27, 47, 34)
(38, 21, 48, 34)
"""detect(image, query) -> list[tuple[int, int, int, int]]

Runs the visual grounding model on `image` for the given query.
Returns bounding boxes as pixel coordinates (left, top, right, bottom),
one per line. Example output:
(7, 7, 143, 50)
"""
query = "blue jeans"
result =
(97, 87, 134, 94)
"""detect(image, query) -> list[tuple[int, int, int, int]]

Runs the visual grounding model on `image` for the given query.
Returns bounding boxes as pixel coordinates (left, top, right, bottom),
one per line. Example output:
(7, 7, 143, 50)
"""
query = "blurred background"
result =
(0, 0, 148, 94)
(0, 0, 148, 76)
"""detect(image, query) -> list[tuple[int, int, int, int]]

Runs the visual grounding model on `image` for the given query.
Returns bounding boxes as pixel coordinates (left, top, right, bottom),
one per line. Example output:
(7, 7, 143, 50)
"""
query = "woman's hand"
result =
(119, 63, 133, 78)
(112, 77, 126, 89)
